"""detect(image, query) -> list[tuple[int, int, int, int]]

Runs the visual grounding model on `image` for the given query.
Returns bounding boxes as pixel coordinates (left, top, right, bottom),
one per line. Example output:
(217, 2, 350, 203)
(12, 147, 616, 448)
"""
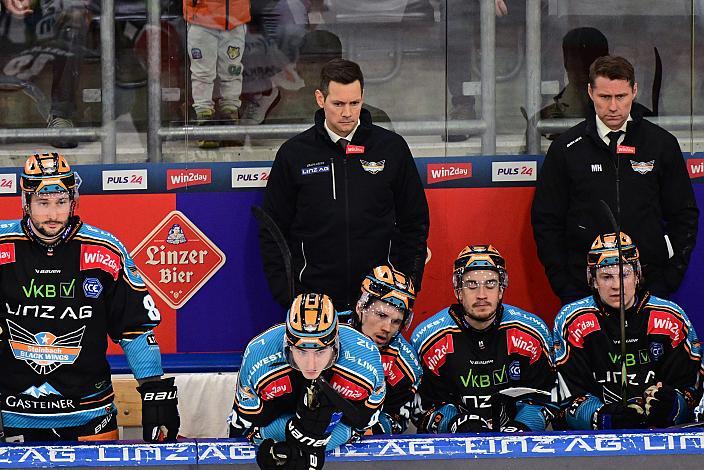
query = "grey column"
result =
(100, 0, 116, 163)
(480, 0, 496, 155)
(147, 0, 163, 163)
(525, 0, 541, 154)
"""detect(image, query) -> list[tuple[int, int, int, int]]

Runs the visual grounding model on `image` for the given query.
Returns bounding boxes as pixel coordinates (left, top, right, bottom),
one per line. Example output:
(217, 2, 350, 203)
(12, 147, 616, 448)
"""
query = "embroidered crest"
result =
(360, 160, 385, 175)
(630, 160, 654, 174)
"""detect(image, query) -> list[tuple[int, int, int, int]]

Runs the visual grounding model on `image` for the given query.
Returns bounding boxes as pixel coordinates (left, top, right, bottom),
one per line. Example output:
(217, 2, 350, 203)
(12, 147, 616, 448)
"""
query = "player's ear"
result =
(315, 89, 325, 108)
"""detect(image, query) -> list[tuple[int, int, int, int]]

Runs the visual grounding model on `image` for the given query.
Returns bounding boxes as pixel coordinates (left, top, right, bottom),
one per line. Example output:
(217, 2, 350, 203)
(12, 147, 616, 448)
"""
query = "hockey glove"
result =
(256, 439, 325, 470)
(286, 381, 338, 452)
(593, 402, 645, 430)
(137, 377, 180, 442)
(644, 384, 679, 427)
(500, 420, 531, 433)
(448, 413, 491, 433)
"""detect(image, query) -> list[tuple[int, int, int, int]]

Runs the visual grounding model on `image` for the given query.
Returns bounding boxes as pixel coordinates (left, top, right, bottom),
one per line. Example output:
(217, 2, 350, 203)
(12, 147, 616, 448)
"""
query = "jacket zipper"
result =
(343, 156, 351, 308)
(298, 242, 307, 283)
(330, 158, 336, 200)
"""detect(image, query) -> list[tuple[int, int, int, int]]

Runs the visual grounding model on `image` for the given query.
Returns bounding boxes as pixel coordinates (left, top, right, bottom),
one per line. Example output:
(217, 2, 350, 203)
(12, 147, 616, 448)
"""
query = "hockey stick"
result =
(251, 205, 295, 305)
(600, 199, 628, 406)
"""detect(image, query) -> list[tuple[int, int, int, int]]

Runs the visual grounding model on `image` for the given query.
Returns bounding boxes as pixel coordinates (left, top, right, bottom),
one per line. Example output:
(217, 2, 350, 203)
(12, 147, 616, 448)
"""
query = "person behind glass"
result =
(0, 152, 179, 442)
(532, 55, 698, 305)
(259, 58, 429, 312)
(1, 0, 90, 149)
(229, 293, 385, 470)
(183, 0, 250, 148)
(553, 232, 703, 430)
(338, 266, 422, 435)
(411, 245, 555, 434)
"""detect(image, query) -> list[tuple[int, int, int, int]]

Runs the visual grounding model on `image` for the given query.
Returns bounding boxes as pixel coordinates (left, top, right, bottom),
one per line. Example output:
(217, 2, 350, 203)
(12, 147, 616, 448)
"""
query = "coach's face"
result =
(315, 80, 363, 138)
(588, 76, 638, 130)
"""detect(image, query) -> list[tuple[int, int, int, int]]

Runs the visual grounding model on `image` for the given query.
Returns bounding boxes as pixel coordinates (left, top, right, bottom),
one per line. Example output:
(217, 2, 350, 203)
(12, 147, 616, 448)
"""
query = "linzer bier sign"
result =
(131, 211, 226, 309)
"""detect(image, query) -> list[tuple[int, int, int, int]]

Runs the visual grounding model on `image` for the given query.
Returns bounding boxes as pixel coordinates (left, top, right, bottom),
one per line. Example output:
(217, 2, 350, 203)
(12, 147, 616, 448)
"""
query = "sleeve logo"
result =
(567, 312, 600, 348)
(80, 245, 121, 280)
(381, 354, 404, 386)
(422, 333, 454, 375)
(506, 328, 541, 364)
(329, 373, 369, 401)
(647, 310, 684, 348)
(0, 243, 16, 265)
(261, 375, 293, 401)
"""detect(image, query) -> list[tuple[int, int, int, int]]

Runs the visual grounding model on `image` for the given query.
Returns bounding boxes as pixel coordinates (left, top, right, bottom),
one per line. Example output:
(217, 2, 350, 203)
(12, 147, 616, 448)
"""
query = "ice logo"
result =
(166, 224, 187, 245)
(649, 342, 664, 361)
(509, 360, 521, 381)
(83, 278, 103, 298)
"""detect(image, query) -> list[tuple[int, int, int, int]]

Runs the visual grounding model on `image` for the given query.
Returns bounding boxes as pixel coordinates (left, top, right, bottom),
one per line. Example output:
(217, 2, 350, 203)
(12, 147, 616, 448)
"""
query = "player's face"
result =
(28, 193, 71, 239)
(457, 270, 503, 329)
(315, 80, 363, 138)
(588, 76, 637, 130)
(290, 346, 335, 380)
(358, 300, 405, 347)
(594, 264, 637, 310)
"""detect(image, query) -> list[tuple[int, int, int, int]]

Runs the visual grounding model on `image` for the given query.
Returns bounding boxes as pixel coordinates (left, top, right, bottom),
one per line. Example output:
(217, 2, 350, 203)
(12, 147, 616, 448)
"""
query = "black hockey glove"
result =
(137, 377, 180, 442)
(644, 384, 679, 427)
(593, 402, 645, 430)
(448, 413, 491, 433)
(500, 420, 531, 433)
(256, 439, 325, 470)
(286, 381, 338, 452)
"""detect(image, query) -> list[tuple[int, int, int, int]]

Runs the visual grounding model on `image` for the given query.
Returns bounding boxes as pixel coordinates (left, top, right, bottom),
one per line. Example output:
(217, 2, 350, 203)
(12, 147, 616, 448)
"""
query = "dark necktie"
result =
(607, 130, 624, 155)
(337, 138, 349, 151)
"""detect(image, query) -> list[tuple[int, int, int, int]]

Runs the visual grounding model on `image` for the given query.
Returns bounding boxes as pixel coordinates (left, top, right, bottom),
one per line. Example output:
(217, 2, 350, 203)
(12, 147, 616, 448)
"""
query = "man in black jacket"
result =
(532, 55, 698, 305)
(259, 58, 429, 311)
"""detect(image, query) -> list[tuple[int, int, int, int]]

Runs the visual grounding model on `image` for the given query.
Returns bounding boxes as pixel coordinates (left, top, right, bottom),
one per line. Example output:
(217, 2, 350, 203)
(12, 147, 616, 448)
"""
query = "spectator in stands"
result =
(532, 55, 698, 305)
(338, 266, 422, 435)
(1, 0, 90, 149)
(259, 58, 429, 312)
(264, 29, 392, 127)
(183, 0, 250, 148)
(230, 293, 384, 470)
(411, 245, 555, 434)
(554, 232, 703, 430)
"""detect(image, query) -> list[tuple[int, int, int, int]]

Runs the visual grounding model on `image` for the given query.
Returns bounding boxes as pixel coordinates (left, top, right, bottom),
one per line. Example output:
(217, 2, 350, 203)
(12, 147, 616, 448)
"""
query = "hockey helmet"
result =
(358, 265, 416, 332)
(453, 244, 508, 290)
(587, 232, 641, 286)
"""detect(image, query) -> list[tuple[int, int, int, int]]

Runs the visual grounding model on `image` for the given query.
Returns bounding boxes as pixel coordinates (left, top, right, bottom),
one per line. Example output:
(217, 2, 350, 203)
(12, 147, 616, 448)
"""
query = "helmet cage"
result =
(452, 245, 508, 292)
(359, 266, 415, 333)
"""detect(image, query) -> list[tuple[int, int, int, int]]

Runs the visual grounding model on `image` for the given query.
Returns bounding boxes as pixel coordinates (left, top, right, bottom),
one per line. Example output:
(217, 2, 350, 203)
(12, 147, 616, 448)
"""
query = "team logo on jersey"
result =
(567, 312, 600, 348)
(329, 373, 369, 401)
(360, 160, 385, 174)
(7, 320, 85, 374)
(0, 243, 15, 265)
(131, 211, 226, 309)
(630, 160, 654, 174)
(21, 382, 61, 397)
(381, 354, 404, 386)
(261, 375, 293, 401)
(647, 310, 684, 347)
(506, 328, 541, 364)
(422, 333, 454, 376)
(81, 245, 121, 280)
(191, 48, 202, 60)
(227, 46, 241, 60)
(83, 278, 103, 299)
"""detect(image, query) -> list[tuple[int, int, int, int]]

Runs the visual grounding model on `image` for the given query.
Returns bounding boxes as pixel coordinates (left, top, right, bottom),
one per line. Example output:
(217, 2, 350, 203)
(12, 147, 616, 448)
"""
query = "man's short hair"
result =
(319, 58, 364, 97)
(589, 55, 635, 88)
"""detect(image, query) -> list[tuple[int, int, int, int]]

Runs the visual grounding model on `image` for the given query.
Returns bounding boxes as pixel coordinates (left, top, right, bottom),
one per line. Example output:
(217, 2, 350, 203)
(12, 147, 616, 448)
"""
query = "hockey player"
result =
(230, 293, 385, 470)
(554, 232, 703, 430)
(0, 152, 179, 442)
(338, 266, 422, 435)
(411, 245, 555, 433)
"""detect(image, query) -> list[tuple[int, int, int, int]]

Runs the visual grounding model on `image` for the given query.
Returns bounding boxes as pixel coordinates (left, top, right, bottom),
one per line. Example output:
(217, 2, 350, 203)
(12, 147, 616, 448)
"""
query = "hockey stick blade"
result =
(251, 205, 295, 304)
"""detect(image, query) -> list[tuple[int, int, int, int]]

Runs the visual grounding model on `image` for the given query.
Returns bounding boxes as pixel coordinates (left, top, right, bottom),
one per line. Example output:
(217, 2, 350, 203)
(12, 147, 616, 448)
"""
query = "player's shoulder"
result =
(549, 120, 589, 150)
(554, 296, 598, 329)
(339, 324, 380, 359)
(501, 304, 552, 344)
(0, 219, 24, 239)
(241, 324, 289, 382)
(386, 333, 422, 376)
(644, 294, 691, 323)
(76, 222, 130, 255)
(337, 324, 384, 383)
(410, 307, 458, 350)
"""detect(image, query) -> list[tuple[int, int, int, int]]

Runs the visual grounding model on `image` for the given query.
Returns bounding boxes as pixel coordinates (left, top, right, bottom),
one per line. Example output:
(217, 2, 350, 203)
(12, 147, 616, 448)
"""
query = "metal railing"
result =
(1, 0, 701, 161)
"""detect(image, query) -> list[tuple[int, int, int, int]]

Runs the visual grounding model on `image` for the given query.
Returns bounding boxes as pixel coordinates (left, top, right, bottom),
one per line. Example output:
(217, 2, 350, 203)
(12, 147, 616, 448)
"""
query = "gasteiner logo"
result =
(647, 310, 684, 348)
(687, 158, 704, 179)
(426, 163, 472, 184)
(80, 245, 121, 280)
(422, 334, 454, 375)
(131, 211, 226, 309)
(0, 173, 17, 194)
(567, 312, 600, 348)
(166, 169, 212, 190)
(506, 328, 541, 364)
(0, 243, 16, 265)
(102, 169, 148, 191)
(329, 374, 368, 401)
(381, 354, 404, 386)
(261, 376, 292, 401)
